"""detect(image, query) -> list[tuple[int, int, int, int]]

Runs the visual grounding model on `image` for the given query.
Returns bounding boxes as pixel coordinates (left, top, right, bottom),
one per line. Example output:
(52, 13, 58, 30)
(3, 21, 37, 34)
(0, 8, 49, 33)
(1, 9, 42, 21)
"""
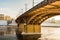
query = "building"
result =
(0, 14, 4, 20)
(0, 14, 12, 20)
(4, 15, 12, 20)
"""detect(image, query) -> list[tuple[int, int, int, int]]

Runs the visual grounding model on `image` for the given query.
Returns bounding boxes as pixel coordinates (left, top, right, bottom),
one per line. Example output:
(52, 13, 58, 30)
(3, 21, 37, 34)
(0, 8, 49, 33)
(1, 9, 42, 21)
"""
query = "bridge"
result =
(16, 0, 60, 40)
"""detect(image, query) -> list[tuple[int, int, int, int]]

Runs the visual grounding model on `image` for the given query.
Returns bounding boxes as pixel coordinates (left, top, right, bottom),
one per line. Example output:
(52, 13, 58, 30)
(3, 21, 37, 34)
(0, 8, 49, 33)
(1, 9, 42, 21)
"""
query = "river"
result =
(0, 35, 18, 40)
(41, 26, 60, 40)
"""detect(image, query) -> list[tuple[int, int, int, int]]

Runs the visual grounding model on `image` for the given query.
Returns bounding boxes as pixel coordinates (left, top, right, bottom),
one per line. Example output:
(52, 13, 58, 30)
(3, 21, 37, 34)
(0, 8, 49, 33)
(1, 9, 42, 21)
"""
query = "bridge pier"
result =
(18, 23, 41, 40)
(19, 23, 41, 33)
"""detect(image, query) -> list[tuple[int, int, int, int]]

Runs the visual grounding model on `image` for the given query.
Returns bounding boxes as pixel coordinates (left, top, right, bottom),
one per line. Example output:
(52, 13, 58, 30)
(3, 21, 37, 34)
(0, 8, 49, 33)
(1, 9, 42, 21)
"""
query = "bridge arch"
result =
(28, 9, 60, 24)
(33, 13, 60, 24)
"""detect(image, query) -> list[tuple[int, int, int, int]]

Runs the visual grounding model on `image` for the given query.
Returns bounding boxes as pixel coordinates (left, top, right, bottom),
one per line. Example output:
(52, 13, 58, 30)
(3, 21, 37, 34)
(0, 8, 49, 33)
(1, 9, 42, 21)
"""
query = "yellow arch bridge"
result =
(16, 0, 60, 40)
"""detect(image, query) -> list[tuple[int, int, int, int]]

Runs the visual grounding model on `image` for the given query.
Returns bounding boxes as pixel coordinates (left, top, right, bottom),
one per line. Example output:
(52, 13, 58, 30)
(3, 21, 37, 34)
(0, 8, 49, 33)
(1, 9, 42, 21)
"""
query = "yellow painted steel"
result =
(19, 24, 41, 33)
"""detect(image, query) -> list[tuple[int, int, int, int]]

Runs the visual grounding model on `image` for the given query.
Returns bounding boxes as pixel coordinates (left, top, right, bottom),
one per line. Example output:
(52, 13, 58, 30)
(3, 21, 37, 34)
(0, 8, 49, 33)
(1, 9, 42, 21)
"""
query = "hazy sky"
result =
(0, 0, 43, 19)
(0, 0, 60, 20)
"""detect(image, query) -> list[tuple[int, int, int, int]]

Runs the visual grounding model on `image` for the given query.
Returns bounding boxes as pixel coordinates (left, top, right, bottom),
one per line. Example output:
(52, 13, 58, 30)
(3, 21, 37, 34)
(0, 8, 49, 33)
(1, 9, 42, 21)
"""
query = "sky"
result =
(0, 0, 43, 19)
(0, 0, 60, 20)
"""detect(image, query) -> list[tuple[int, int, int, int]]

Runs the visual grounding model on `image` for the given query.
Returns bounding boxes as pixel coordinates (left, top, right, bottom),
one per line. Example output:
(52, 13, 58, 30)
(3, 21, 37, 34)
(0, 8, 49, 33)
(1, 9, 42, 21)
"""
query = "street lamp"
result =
(32, 0, 34, 7)
(25, 3, 27, 11)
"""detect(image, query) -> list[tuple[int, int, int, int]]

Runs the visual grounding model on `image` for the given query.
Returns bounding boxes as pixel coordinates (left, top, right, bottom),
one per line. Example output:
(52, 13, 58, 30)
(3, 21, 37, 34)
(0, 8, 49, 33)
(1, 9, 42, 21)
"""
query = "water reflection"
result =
(0, 36, 17, 40)
(0, 26, 18, 40)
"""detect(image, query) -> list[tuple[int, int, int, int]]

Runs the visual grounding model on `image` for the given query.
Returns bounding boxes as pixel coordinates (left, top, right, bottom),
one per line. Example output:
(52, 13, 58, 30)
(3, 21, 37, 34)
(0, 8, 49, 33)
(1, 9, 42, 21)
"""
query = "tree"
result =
(7, 20, 12, 25)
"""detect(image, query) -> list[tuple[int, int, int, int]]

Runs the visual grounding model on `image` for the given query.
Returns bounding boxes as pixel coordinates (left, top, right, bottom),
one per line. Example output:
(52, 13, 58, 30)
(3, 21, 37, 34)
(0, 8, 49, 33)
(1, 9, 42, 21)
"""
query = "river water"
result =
(0, 35, 18, 40)
(41, 27, 60, 40)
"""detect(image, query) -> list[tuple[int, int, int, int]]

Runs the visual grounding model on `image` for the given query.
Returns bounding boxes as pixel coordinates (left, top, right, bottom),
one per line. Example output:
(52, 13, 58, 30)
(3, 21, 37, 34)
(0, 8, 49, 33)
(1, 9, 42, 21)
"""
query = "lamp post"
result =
(25, 3, 27, 11)
(32, 0, 34, 7)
